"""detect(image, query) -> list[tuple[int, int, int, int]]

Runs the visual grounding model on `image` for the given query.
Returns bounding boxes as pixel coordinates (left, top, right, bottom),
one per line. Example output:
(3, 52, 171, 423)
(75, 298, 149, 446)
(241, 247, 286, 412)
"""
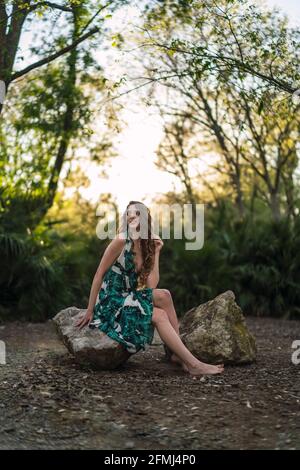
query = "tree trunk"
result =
(270, 191, 281, 222)
(33, 8, 79, 225)
(0, 2, 27, 117)
(234, 175, 245, 219)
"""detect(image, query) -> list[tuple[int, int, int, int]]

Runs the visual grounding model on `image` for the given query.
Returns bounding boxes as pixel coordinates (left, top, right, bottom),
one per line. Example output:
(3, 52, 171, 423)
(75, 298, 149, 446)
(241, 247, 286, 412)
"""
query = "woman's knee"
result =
(151, 307, 169, 326)
(153, 288, 172, 306)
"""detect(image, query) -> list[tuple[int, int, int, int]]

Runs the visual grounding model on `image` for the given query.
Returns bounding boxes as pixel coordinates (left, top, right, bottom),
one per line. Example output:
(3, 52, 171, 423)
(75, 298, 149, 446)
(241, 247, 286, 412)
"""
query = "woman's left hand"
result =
(153, 236, 164, 252)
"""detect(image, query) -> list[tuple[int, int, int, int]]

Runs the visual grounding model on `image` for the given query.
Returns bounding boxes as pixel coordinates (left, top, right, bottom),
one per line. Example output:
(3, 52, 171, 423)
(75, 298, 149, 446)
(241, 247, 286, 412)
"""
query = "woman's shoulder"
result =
(104, 233, 127, 259)
(109, 231, 127, 249)
(115, 231, 127, 241)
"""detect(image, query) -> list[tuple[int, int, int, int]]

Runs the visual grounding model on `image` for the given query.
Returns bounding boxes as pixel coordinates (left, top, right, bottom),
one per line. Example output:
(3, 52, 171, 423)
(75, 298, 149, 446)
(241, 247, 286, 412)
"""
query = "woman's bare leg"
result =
(152, 307, 224, 376)
(152, 289, 187, 369)
(153, 289, 180, 333)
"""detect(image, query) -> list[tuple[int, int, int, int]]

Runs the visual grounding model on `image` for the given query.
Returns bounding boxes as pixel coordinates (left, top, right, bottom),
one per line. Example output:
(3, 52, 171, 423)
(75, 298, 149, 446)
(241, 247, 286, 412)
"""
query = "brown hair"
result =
(118, 200, 156, 288)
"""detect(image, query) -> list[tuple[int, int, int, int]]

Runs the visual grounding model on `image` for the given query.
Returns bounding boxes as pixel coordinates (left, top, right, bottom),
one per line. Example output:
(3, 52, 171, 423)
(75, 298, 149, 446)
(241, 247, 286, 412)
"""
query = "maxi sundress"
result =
(89, 229, 154, 354)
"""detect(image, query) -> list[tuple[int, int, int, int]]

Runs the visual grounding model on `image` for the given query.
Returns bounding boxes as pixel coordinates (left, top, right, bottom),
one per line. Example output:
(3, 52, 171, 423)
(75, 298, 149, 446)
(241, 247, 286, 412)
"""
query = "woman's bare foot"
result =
(186, 361, 224, 376)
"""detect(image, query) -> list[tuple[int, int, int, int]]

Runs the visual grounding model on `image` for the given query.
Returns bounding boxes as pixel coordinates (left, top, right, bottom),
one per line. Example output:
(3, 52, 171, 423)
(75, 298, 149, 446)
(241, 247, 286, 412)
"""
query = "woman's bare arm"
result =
(146, 235, 164, 289)
(76, 234, 126, 328)
(146, 250, 160, 288)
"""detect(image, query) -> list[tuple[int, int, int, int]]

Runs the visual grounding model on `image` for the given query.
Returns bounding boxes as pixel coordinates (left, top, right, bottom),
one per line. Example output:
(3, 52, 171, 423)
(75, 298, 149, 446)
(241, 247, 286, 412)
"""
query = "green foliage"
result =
(1, 194, 300, 322)
(159, 203, 300, 320)
(0, 215, 106, 322)
(1, 0, 300, 324)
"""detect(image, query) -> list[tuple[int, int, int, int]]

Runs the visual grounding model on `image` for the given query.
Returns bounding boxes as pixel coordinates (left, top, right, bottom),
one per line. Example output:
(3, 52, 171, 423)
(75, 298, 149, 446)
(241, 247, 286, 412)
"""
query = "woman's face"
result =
(127, 205, 140, 230)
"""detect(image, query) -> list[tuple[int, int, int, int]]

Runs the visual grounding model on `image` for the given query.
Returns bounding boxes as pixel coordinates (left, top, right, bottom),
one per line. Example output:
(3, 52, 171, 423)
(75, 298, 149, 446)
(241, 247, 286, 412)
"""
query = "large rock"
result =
(179, 290, 256, 364)
(52, 306, 131, 369)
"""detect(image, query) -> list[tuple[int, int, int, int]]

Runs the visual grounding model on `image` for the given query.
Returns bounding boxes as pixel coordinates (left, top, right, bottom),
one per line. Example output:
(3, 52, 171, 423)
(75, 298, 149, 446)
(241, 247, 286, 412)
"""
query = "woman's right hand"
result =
(75, 309, 93, 329)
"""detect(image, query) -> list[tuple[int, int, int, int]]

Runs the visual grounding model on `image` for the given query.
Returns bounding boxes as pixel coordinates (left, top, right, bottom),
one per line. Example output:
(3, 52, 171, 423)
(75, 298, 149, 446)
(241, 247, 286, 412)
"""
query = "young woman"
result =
(76, 200, 224, 376)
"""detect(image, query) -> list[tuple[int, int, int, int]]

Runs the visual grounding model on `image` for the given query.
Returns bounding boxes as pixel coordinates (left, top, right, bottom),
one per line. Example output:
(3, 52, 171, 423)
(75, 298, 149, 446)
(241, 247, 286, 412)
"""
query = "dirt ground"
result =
(0, 316, 299, 450)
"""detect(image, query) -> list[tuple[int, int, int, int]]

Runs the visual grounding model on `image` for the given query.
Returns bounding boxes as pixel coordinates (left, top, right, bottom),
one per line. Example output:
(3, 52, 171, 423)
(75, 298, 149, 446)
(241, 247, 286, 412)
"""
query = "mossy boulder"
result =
(179, 290, 257, 364)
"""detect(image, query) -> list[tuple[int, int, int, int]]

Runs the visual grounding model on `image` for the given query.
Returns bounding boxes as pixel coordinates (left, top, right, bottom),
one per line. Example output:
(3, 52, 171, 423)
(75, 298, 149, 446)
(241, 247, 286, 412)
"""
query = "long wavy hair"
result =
(117, 201, 156, 288)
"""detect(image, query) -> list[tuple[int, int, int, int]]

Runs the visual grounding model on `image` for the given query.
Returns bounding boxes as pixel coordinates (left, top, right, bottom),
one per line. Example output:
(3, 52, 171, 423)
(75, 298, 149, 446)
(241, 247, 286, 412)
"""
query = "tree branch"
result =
(29, 2, 73, 13)
(79, 1, 114, 35)
(145, 40, 297, 95)
(10, 26, 99, 82)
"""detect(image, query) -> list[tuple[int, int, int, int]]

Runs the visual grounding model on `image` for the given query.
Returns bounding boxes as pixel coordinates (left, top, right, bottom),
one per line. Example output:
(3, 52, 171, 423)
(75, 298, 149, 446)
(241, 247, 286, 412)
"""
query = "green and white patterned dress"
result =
(89, 229, 154, 354)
